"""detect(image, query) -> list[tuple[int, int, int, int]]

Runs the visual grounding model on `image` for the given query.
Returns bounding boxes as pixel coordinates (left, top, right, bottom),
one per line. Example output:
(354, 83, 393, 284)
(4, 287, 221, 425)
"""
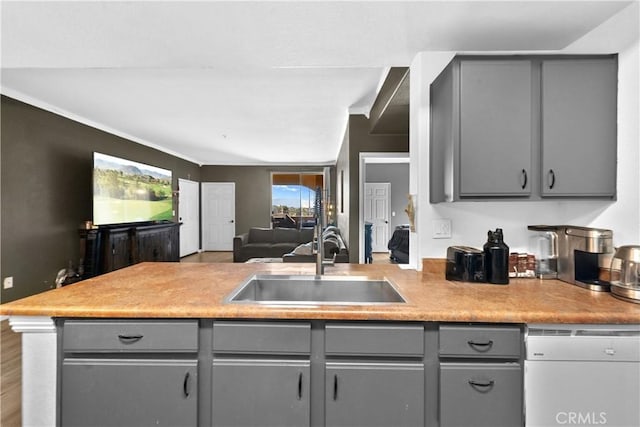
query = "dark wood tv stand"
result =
(79, 222, 180, 278)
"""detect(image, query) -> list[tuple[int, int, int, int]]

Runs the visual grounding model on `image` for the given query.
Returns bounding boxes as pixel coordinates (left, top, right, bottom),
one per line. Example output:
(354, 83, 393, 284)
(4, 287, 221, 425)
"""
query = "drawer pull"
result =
(117, 334, 143, 344)
(333, 374, 339, 401)
(183, 372, 191, 397)
(297, 372, 303, 400)
(548, 169, 556, 189)
(467, 340, 493, 352)
(468, 379, 495, 392)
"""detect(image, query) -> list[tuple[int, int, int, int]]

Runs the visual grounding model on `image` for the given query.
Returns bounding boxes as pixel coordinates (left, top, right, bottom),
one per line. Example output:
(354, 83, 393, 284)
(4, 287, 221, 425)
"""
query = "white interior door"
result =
(202, 182, 235, 251)
(178, 178, 200, 257)
(364, 183, 390, 253)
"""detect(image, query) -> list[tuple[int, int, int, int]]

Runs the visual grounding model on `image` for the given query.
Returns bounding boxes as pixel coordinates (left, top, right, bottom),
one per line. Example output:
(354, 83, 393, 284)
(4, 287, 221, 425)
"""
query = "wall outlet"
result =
(432, 219, 452, 239)
(3, 276, 14, 289)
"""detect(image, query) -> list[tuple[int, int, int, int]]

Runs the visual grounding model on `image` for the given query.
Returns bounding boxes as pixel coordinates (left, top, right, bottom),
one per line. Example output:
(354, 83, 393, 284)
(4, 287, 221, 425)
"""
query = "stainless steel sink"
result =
(225, 275, 406, 305)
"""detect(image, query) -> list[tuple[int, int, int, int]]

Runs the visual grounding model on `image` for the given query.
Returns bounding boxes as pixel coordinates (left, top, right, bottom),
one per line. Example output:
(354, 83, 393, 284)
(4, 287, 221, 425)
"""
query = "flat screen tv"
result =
(93, 152, 173, 226)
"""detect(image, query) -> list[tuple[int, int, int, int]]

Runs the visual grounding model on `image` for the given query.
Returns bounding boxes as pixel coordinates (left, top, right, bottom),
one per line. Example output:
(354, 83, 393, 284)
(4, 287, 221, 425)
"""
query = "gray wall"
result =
(335, 115, 409, 262)
(365, 163, 410, 230)
(200, 165, 332, 237)
(1, 96, 201, 303)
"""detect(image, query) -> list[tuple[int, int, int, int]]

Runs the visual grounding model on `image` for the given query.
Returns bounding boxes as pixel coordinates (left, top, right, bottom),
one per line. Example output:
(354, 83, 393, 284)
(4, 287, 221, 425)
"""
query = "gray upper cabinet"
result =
(541, 58, 617, 197)
(430, 55, 617, 202)
(459, 60, 533, 197)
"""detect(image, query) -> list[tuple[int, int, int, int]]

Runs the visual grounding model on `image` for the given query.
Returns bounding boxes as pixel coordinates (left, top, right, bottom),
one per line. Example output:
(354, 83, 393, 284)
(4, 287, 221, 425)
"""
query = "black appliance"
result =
(445, 246, 485, 282)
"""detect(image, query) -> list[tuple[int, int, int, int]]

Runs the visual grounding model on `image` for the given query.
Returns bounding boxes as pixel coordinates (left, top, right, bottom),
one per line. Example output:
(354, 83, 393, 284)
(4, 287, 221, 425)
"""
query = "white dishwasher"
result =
(525, 324, 640, 427)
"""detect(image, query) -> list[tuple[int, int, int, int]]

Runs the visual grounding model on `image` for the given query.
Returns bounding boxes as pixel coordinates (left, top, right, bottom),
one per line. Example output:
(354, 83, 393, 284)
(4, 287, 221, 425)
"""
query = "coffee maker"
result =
(528, 225, 613, 291)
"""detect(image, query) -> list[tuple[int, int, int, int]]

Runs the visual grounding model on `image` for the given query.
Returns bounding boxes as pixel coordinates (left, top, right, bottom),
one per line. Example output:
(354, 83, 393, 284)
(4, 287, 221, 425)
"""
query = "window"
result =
(271, 173, 323, 228)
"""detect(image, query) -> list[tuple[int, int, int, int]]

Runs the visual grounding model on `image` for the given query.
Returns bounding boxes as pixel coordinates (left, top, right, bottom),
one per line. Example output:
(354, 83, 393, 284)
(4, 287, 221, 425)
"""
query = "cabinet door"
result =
(104, 230, 131, 272)
(61, 359, 197, 427)
(541, 58, 617, 197)
(440, 363, 522, 427)
(136, 225, 180, 262)
(459, 60, 532, 197)
(212, 359, 310, 427)
(325, 362, 424, 427)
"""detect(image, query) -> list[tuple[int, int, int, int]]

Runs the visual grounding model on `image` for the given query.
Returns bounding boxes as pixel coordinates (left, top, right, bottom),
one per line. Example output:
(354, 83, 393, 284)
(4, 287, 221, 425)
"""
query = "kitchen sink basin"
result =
(224, 274, 406, 305)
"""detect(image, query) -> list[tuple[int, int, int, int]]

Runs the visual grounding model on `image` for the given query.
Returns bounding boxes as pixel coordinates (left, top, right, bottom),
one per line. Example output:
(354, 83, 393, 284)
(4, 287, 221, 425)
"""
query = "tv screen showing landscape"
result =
(93, 152, 173, 225)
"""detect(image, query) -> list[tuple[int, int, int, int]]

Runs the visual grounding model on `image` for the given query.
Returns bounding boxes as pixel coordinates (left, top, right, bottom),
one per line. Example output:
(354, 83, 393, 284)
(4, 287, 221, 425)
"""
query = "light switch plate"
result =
(432, 219, 452, 239)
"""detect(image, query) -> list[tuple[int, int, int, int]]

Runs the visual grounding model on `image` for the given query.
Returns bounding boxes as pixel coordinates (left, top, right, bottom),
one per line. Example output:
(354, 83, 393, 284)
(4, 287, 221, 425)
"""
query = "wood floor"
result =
(1, 319, 21, 427)
(0, 250, 392, 424)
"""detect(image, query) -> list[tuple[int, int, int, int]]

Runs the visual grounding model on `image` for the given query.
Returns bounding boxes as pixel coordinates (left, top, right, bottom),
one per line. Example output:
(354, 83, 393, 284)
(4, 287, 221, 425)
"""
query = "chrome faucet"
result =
(313, 186, 334, 276)
(315, 221, 324, 276)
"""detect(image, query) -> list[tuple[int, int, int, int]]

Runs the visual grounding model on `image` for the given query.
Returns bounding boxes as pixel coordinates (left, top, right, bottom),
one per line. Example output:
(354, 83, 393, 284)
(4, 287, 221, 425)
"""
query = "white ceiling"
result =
(0, 1, 632, 165)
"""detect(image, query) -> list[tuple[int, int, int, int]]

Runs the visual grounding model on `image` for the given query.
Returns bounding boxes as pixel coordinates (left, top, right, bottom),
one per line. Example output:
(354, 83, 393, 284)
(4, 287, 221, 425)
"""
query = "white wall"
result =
(409, 3, 640, 265)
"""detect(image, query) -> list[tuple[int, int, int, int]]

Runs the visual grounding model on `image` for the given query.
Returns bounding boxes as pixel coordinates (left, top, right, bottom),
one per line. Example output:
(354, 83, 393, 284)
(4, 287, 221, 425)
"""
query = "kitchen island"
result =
(2, 262, 639, 427)
(3, 261, 639, 322)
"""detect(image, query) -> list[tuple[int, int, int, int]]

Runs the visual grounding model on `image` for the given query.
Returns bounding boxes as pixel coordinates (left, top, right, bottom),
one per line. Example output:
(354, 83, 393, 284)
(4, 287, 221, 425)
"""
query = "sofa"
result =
(387, 225, 410, 264)
(282, 226, 349, 263)
(233, 227, 314, 262)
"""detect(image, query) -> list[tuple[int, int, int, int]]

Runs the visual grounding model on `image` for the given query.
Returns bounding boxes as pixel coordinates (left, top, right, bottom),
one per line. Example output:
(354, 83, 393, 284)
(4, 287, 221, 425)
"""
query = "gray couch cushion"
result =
(299, 228, 314, 243)
(273, 227, 300, 243)
(240, 243, 274, 260)
(248, 227, 273, 243)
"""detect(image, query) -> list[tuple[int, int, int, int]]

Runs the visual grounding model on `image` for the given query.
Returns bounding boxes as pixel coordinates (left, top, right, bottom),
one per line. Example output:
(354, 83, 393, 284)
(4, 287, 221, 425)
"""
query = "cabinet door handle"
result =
(548, 169, 556, 189)
(297, 372, 303, 400)
(468, 379, 495, 391)
(521, 169, 528, 190)
(333, 374, 338, 401)
(117, 334, 143, 344)
(467, 340, 494, 352)
(183, 372, 191, 397)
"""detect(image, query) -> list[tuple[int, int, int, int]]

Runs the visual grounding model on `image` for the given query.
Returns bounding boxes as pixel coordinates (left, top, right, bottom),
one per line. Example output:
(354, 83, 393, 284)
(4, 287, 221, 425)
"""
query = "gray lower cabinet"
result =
(324, 322, 425, 427)
(60, 319, 525, 427)
(325, 362, 424, 427)
(211, 359, 310, 427)
(61, 359, 197, 427)
(211, 321, 312, 427)
(438, 324, 523, 427)
(440, 363, 522, 427)
(59, 319, 199, 427)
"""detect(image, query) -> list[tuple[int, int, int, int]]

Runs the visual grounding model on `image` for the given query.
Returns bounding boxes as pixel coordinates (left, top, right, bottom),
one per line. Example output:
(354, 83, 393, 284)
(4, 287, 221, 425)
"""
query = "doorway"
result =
(359, 153, 410, 263)
(178, 178, 200, 257)
(201, 182, 236, 251)
(364, 183, 391, 253)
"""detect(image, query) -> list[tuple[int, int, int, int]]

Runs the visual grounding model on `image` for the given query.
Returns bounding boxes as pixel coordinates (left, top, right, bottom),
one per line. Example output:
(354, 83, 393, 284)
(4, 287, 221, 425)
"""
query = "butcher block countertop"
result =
(1, 262, 639, 323)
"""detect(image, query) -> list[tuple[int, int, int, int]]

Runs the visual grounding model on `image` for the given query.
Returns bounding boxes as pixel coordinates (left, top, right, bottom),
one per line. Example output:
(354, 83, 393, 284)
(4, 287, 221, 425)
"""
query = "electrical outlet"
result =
(432, 219, 452, 239)
(3, 276, 14, 289)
